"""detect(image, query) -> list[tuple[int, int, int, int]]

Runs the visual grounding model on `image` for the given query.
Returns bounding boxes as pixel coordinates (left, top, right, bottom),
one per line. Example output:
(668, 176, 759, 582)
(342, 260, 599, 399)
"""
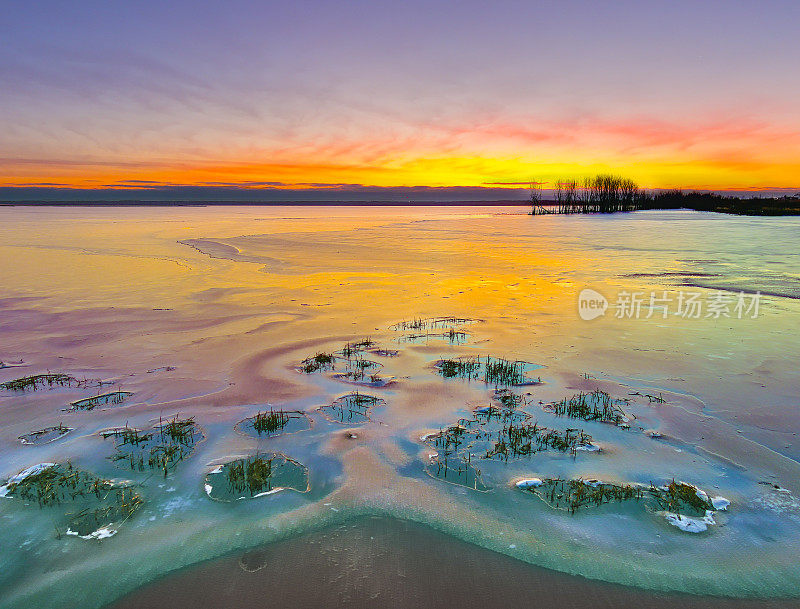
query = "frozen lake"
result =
(1, 205, 799, 607)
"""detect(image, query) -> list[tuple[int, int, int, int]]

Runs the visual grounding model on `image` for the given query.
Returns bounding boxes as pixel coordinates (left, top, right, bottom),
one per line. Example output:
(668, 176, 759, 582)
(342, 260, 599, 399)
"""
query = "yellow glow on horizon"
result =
(2, 153, 799, 192)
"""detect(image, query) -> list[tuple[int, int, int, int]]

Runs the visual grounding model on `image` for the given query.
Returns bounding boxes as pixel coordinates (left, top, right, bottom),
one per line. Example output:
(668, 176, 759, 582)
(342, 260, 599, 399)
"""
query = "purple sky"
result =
(2, 0, 799, 199)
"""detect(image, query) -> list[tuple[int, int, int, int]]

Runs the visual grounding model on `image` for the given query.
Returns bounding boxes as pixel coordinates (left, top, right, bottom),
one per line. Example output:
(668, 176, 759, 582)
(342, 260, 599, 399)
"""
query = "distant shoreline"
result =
(2, 200, 798, 215)
(0, 200, 529, 207)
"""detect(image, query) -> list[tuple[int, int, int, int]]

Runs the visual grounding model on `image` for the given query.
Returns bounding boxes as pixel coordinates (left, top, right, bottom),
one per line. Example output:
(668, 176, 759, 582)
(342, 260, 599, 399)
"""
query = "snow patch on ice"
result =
(0, 463, 56, 498)
(66, 526, 118, 540)
(250, 489, 282, 499)
(711, 496, 730, 510)
(664, 510, 716, 533)
(515, 478, 543, 489)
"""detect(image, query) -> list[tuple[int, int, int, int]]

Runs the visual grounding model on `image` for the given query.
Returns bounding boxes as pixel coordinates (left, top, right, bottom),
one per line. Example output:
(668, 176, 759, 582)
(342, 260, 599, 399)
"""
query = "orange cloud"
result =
(2, 113, 799, 191)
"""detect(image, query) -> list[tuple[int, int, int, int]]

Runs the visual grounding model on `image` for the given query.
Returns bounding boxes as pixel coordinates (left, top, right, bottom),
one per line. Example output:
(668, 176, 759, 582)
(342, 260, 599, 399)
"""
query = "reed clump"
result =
(158, 416, 197, 443)
(399, 328, 468, 345)
(301, 335, 396, 379)
(18, 423, 73, 445)
(102, 426, 152, 446)
(226, 455, 274, 496)
(650, 479, 713, 515)
(392, 317, 476, 344)
(494, 389, 524, 409)
(392, 317, 473, 332)
(420, 395, 599, 496)
(523, 478, 644, 513)
(1, 373, 81, 392)
(437, 356, 537, 386)
(428, 451, 488, 491)
(301, 352, 336, 373)
(474, 407, 528, 427)
(446, 328, 467, 344)
(1, 462, 143, 537)
(629, 390, 666, 403)
(207, 454, 309, 501)
(67, 390, 133, 411)
(252, 409, 290, 434)
(424, 401, 594, 467)
(340, 338, 374, 358)
(425, 424, 488, 490)
(549, 389, 626, 425)
(237, 410, 311, 438)
(68, 485, 143, 536)
(320, 392, 383, 423)
(5, 463, 111, 507)
(521, 477, 715, 520)
(103, 416, 201, 476)
(341, 356, 380, 382)
(484, 357, 527, 385)
(393, 318, 428, 331)
(487, 422, 593, 460)
(300, 345, 384, 383)
(431, 424, 469, 454)
(438, 358, 481, 380)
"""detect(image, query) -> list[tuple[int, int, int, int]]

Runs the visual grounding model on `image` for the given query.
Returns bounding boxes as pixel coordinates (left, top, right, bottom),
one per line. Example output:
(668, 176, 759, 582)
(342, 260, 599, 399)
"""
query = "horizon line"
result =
(2, 184, 799, 204)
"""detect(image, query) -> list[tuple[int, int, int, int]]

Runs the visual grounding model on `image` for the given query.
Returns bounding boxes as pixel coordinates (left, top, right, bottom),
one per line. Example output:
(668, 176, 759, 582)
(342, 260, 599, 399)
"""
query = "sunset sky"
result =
(2, 0, 799, 199)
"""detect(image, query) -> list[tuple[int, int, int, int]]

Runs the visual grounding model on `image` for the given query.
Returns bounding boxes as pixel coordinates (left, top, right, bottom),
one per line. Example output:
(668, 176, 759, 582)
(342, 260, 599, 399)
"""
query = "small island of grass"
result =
(66, 390, 133, 412)
(435, 356, 542, 386)
(18, 423, 73, 445)
(204, 454, 309, 502)
(1, 373, 84, 392)
(0, 462, 143, 539)
(318, 392, 384, 424)
(235, 408, 312, 438)
(102, 415, 203, 477)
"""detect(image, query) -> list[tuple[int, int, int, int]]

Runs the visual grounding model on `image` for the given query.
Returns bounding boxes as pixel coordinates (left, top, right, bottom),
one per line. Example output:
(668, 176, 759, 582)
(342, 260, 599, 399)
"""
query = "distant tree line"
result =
(529, 175, 800, 216)
(646, 190, 800, 216)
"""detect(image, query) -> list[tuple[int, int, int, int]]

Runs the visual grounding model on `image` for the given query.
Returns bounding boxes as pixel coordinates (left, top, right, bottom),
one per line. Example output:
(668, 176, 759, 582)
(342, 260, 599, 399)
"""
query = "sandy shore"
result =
(107, 516, 798, 609)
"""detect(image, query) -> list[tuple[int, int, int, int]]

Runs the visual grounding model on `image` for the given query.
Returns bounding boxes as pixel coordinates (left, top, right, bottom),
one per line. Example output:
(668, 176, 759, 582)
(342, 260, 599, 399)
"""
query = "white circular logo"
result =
(578, 288, 608, 321)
